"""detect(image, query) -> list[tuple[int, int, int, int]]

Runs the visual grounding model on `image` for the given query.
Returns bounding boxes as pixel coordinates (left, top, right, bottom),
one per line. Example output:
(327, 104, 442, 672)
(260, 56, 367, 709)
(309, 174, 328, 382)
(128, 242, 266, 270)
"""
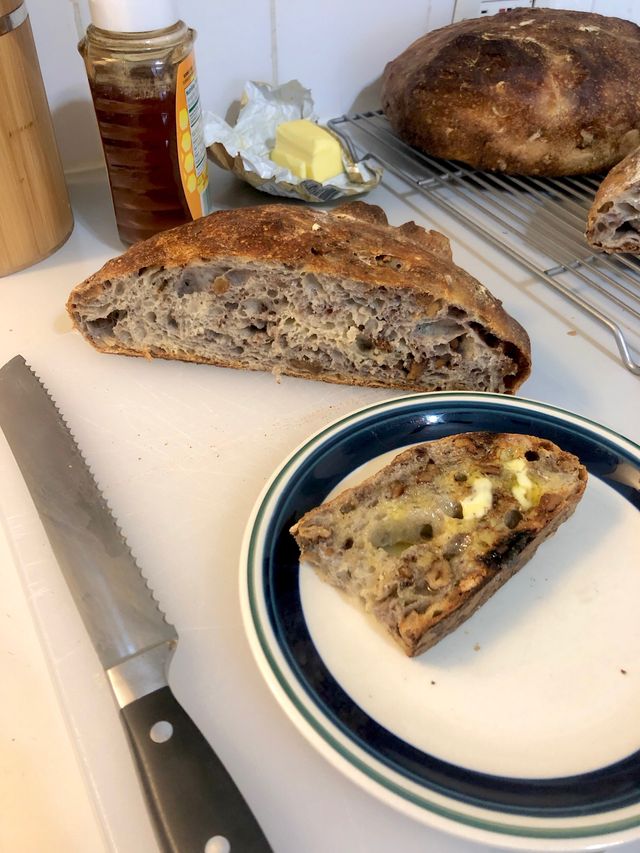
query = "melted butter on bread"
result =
(504, 458, 540, 509)
(291, 432, 588, 656)
(461, 476, 493, 519)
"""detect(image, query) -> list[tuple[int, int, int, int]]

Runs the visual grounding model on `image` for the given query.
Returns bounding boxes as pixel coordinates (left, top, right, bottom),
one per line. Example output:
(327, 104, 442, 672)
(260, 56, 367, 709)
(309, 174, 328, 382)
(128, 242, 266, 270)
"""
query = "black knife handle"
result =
(120, 686, 273, 853)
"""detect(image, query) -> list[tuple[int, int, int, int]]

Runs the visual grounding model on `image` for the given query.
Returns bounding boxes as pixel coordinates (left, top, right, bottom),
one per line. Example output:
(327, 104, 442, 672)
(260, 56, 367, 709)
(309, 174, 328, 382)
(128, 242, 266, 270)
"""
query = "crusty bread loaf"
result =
(291, 432, 587, 656)
(66, 202, 531, 393)
(586, 146, 640, 253)
(382, 8, 640, 177)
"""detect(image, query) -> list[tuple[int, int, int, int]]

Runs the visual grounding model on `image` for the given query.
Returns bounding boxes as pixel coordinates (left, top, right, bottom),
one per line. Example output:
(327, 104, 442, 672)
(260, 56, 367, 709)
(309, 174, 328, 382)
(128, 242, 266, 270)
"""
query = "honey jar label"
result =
(175, 53, 210, 219)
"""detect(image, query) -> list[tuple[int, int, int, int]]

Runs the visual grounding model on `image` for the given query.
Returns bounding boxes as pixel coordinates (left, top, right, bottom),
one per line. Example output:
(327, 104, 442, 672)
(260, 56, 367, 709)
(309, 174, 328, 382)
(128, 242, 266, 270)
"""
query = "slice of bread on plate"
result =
(291, 432, 587, 656)
(66, 202, 531, 393)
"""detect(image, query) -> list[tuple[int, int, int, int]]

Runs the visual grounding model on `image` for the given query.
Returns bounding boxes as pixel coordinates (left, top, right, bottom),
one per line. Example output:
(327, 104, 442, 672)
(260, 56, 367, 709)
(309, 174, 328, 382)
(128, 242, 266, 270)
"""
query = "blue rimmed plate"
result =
(240, 393, 640, 849)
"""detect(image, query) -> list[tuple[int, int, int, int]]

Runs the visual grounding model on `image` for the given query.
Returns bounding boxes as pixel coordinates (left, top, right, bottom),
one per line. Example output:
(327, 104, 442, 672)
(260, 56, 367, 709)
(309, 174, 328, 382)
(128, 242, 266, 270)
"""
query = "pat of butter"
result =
(461, 476, 493, 520)
(504, 458, 536, 509)
(271, 120, 343, 183)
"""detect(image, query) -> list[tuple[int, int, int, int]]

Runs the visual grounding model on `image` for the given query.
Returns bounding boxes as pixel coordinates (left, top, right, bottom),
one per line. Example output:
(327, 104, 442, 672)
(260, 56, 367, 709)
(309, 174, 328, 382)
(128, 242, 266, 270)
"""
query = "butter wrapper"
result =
(203, 80, 382, 203)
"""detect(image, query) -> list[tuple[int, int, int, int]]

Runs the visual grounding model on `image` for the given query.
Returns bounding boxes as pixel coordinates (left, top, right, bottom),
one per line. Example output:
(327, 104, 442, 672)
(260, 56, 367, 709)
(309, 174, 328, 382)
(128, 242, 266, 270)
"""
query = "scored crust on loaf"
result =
(382, 8, 640, 177)
(291, 432, 587, 656)
(586, 146, 640, 253)
(67, 202, 531, 394)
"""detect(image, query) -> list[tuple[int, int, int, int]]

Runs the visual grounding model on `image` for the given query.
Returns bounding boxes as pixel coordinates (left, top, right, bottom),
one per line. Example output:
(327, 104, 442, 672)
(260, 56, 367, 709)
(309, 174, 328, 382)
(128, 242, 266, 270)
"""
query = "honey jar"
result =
(79, 0, 210, 245)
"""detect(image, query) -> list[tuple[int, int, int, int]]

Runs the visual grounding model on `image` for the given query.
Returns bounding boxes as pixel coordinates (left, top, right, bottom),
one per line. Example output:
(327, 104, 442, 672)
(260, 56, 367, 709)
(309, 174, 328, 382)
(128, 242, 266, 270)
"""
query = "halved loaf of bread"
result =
(66, 202, 531, 393)
(586, 146, 640, 253)
(291, 432, 587, 656)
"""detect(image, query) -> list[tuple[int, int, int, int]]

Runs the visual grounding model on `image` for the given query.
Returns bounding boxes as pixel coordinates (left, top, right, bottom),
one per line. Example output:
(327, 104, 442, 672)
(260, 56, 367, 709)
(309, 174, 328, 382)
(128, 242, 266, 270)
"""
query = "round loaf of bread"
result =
(381, 8, 640, 176)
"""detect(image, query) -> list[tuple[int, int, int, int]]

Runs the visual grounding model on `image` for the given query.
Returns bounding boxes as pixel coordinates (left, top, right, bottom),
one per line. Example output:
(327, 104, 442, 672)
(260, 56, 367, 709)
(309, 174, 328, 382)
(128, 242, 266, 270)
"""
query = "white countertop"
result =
(0, 164, 638, 853)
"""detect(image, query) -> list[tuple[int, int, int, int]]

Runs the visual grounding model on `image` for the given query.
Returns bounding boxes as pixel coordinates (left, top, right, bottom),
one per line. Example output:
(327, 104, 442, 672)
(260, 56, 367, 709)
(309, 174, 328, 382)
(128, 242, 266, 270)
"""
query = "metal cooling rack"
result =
(328, 110, 640, 375)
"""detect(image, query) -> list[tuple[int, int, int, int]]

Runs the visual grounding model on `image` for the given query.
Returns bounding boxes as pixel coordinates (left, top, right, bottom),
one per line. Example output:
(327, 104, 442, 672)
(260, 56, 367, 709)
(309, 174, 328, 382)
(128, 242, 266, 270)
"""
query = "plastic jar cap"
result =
(89, 0, 179, 32)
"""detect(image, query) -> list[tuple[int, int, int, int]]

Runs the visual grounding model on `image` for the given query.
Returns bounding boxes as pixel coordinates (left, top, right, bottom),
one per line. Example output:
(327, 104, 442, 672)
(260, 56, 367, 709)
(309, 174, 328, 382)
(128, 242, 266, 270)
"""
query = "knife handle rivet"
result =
(149, 720, 173, 743)
(204, 836, 230, 853)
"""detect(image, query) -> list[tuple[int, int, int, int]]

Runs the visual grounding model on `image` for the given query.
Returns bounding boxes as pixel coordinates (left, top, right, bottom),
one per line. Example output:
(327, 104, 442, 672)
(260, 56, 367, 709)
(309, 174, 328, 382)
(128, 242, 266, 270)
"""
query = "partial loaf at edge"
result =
(67, 202, 531, 393)
(382, 8, 640, 177)
(291, 432, 587, 656)
(586, 146, 640, 253)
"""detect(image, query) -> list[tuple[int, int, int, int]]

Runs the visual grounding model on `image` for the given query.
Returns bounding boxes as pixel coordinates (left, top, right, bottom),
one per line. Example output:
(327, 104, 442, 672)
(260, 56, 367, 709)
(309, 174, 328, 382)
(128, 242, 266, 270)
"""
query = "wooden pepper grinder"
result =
(0, 0, 73, 276)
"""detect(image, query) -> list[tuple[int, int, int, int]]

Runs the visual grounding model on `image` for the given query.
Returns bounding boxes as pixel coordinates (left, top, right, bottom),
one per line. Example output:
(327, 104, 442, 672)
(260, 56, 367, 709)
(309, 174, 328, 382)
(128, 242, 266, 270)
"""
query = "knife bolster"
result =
(107, 639, 176, 708)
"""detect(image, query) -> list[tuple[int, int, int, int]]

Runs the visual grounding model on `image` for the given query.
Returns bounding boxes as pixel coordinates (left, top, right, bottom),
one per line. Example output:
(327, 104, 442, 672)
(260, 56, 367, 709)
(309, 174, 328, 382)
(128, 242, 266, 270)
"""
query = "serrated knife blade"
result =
(0, 355, 272, 853)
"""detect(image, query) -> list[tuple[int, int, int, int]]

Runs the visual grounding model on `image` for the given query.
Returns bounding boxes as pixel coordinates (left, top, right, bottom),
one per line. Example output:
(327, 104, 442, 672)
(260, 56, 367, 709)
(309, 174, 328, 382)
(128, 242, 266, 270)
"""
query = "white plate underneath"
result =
(240, 393, 640, 850)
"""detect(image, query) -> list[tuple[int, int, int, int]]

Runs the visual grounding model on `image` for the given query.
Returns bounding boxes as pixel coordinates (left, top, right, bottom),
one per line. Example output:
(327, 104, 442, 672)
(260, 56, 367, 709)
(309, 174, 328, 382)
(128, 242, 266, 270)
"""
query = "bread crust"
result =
(382, 8, 640, 177)
(67, 201, 531, 392)
(586, 146, 640, 252)
(291, 432, 587, 656)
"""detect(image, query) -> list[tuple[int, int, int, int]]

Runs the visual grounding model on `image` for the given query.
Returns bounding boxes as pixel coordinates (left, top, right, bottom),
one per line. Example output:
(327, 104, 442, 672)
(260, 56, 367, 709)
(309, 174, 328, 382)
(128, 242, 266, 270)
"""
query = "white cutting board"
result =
(0, 337, 395, 852)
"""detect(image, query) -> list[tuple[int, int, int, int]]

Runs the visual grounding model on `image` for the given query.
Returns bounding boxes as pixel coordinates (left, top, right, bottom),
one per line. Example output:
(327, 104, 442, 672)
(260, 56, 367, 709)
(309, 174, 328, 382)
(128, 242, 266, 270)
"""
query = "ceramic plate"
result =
(240, 393, 640, 849)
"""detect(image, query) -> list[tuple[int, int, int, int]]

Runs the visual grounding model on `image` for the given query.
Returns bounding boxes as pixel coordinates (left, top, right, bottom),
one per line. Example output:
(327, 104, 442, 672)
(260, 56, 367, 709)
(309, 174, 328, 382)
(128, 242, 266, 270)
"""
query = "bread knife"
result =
(0, 355, 272, 853)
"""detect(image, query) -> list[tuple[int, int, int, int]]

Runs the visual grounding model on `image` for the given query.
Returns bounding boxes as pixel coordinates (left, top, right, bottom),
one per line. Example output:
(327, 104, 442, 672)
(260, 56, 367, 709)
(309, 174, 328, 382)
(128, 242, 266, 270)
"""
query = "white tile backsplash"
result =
(275, 0, 454, 118)
(24, 0, 640, 173)
(28, 0, 101, 172)
(181, 0, 273, 120)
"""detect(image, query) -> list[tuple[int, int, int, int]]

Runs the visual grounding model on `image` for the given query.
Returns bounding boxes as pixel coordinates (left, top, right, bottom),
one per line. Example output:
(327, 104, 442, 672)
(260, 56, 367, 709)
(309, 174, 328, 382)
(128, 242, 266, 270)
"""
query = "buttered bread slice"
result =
(291, 432, 587, 656)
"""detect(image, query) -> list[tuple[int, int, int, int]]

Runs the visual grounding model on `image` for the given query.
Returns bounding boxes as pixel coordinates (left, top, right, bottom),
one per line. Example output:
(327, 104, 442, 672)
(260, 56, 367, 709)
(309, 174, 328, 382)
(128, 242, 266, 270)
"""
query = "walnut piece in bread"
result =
(586, 146, 640, 253)
(291, 433, 587, 656)
(66, 202, 531, 394)
(382, 8, 640, 177)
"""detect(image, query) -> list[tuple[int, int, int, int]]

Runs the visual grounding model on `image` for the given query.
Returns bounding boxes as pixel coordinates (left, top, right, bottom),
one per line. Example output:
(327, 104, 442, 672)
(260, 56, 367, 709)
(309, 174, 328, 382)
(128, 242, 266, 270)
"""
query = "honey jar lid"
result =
(88, 0, 178, 32)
